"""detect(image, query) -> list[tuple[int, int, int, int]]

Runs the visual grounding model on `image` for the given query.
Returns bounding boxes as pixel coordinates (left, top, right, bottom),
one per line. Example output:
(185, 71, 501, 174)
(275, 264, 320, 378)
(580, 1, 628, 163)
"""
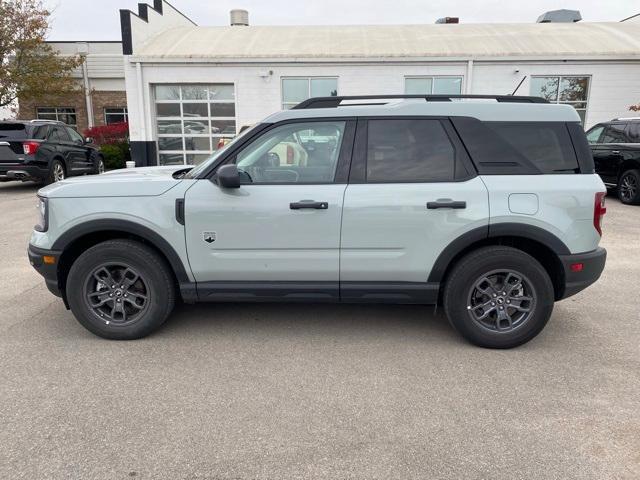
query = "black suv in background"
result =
(586, 118, 640, 204)
(0, 120, 104, 185)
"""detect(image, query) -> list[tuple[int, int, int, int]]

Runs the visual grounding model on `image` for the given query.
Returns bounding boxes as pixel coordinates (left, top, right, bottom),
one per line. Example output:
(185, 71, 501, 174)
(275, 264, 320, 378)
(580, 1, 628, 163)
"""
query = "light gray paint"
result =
(341, 178, 489, 282)
(264, 102, 582, 123)
(183, 181, 347, 281)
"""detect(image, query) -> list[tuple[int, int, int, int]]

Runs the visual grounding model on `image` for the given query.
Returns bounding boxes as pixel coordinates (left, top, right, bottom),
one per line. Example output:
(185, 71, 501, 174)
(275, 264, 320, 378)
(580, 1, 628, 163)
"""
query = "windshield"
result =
(0, 124, 27, 141)
(184, 124, 261, 179)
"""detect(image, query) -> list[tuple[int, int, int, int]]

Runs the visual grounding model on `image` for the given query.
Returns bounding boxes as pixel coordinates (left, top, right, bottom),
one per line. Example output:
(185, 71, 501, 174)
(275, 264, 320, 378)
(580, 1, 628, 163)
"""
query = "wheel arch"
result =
(52, 219, 192, 303)
(429, 224, 569, 301)
(618, 159, 640, 180)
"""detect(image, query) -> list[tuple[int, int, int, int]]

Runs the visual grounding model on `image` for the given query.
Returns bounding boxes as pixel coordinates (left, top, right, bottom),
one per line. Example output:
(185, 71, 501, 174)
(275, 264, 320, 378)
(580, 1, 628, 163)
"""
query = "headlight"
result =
(34, 196, 48, 232)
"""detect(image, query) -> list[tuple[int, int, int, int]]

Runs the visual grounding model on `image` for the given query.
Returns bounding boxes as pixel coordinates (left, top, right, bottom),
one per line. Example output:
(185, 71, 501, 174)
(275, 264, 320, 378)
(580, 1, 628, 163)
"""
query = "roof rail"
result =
(613, 116, 640, 121)
(292, 94, 550, 109)
(29, 119, 63, 124)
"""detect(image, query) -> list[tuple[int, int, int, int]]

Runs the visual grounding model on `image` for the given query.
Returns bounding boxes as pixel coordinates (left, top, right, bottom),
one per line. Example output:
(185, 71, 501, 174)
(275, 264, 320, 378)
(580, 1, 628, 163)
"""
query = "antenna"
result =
(511, 75, 527, 96)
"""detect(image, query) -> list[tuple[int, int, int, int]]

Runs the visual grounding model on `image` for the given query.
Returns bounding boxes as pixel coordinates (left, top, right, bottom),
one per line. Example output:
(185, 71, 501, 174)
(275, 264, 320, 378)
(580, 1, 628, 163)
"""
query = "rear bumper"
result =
(559, 247, 607, 299)
(28, 244, 62, 298)
(0, 163, 47, 182)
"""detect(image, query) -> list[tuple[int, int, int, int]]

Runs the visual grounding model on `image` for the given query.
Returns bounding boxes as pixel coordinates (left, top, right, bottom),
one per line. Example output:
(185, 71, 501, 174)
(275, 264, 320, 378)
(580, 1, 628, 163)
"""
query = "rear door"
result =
(339, 118, 489, 302)
(47, 125, 73, 171)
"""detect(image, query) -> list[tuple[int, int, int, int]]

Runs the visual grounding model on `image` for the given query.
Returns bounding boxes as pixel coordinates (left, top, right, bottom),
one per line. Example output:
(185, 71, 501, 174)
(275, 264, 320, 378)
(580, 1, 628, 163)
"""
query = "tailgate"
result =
(0, 141, 22, 163)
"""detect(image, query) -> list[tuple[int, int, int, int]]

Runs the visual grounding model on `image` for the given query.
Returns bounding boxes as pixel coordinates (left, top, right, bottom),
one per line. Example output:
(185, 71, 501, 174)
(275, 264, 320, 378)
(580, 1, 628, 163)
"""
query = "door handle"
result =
(612, 150, 620, 155)
(427, 199, 467, 209)
(290, 200, 328, 210)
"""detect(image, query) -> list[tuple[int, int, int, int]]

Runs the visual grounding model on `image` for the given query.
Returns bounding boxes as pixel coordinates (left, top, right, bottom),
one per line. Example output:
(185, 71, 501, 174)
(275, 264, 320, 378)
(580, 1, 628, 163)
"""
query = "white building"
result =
(18, 41, 127, 132)
(120, 0, 640, 166)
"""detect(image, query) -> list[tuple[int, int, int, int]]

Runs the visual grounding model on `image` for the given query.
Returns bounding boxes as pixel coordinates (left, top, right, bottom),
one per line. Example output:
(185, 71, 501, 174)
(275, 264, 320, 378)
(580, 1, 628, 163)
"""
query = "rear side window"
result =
(0, 124, 27, 141)
(601, 124, 629, 143)
(366, 119, 456, 182)
(484, 122, 579, 173)
(49, 126, 69, 142)
(31, 125, 49, 140)
(625, 123, 640, 143)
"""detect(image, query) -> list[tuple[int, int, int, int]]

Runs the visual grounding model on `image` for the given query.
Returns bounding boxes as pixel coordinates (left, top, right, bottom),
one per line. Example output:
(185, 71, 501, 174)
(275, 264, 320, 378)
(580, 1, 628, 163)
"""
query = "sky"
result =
(43, 0, 638, 41)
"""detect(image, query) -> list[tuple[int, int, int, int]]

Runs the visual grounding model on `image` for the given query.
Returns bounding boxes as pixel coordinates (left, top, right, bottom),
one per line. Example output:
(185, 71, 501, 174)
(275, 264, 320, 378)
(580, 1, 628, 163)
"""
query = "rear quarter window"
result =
(484, 122, 579, 174)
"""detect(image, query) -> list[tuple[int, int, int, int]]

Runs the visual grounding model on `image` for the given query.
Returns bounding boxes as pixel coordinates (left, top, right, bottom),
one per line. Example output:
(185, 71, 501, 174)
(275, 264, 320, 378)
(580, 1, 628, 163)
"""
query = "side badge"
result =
(203, 231, 216, 244)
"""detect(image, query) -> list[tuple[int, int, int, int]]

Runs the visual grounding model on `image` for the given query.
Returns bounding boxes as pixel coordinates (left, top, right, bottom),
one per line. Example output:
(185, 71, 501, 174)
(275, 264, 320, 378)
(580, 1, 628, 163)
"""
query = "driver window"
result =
(585, 125, 604, 145)
(235, 121, 346, 184)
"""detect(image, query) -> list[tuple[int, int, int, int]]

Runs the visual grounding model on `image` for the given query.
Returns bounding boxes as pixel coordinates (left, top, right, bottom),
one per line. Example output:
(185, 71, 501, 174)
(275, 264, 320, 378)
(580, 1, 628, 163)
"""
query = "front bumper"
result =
(28, 244, 62, 298)
(558, 247, 607, 299)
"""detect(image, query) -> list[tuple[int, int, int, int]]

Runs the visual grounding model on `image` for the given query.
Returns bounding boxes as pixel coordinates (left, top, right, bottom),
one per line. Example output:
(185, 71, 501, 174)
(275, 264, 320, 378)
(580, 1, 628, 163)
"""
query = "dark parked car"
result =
(586, 118, 640, 204)
(0, 120, 104, 185)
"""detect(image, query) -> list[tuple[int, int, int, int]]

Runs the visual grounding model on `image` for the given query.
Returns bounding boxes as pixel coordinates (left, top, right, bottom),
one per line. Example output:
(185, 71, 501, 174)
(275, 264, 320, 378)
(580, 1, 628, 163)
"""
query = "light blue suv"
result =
(28, 95, 607, 348)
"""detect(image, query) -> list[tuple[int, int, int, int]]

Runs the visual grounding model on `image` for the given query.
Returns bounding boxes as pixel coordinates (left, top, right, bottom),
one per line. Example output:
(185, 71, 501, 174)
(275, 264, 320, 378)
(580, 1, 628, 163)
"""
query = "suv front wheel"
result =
(66, 240, 176, 339)
(443, 246, 554, 349)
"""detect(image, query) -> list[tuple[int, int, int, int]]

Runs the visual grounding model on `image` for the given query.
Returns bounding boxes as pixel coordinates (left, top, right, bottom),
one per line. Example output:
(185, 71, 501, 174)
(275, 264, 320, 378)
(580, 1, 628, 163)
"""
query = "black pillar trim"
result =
(130, 141, 157, 167)
(119, 10, 133, 55)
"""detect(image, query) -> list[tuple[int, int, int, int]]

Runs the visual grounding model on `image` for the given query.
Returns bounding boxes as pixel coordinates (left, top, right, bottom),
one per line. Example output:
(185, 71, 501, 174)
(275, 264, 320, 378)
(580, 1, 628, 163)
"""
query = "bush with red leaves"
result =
(83, 122, 129, 146)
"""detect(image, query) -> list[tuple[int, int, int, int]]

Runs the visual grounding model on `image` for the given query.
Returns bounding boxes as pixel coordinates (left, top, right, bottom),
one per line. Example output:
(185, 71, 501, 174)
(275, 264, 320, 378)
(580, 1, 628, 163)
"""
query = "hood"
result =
(39, 165, 194, 198)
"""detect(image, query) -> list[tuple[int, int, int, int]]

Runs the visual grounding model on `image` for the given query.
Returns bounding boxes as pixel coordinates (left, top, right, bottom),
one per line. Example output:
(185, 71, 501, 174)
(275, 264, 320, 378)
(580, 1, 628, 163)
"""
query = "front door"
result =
(184, 119, 355, 300)
(594, 124, 627, 184)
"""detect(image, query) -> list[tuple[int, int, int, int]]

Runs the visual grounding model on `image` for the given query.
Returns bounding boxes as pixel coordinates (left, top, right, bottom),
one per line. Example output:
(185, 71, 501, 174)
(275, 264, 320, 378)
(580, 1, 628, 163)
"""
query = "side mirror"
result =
(214, 164, 241, 188)
(84, 137, 93, 144)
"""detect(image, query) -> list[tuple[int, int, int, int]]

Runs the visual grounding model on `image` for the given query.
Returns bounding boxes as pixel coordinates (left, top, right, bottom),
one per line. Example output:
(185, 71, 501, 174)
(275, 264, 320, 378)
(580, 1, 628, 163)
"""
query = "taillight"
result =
(594, 192, 606, 236)
(22, 141, 40, 155)
(216, 138, 225, 150)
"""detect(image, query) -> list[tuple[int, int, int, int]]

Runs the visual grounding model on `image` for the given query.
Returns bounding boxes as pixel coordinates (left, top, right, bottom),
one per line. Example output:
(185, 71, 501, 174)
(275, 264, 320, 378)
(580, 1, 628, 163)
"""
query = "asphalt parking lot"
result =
(0, 180, 638, 480)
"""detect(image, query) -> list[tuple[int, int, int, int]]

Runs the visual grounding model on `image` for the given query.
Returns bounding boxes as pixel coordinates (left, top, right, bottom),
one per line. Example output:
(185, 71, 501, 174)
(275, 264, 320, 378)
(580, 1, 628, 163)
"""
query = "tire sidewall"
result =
(67, 244, 173, 339)
(445, 249, 554, 348)
(47, 159, 65, 185)
(618, 169, 640, 205)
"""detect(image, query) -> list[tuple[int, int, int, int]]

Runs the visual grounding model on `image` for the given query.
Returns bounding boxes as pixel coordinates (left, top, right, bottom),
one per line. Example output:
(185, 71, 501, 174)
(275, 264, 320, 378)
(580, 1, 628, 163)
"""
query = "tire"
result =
(46, 159, 66, 185)
(66, 240, 176, 340)
(94, 155, 105, 175)
(618, 169, 640, 205)
(443, 246, 554, 349)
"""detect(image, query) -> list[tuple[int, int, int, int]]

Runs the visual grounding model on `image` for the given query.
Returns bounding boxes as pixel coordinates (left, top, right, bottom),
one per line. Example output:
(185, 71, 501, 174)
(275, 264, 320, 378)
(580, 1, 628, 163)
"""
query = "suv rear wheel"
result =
(618, 169, 640, 205)
(443, 246, 554, 349)
(95, 155, 105, 175)
(47, 159, 65, 184)
(66, 240, 176, 339)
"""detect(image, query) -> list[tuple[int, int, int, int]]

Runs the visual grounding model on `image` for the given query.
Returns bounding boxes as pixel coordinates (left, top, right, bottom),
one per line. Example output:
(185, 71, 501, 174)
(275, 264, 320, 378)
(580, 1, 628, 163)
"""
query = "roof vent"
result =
(536, 9, 581, 23)
(436, 17, 459, 24)
(230, 9, 249, 26)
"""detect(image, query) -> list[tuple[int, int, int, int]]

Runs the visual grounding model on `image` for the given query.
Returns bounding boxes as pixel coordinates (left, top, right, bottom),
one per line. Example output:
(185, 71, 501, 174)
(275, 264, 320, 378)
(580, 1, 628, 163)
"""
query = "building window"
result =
(405, 77, 463, 95)
(104, 107, 128, 125)
(154, 84, 236, 166)
(282, 77, 338, 109)
(36, 107, 77, 128)
(530, 76, 590, 125)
